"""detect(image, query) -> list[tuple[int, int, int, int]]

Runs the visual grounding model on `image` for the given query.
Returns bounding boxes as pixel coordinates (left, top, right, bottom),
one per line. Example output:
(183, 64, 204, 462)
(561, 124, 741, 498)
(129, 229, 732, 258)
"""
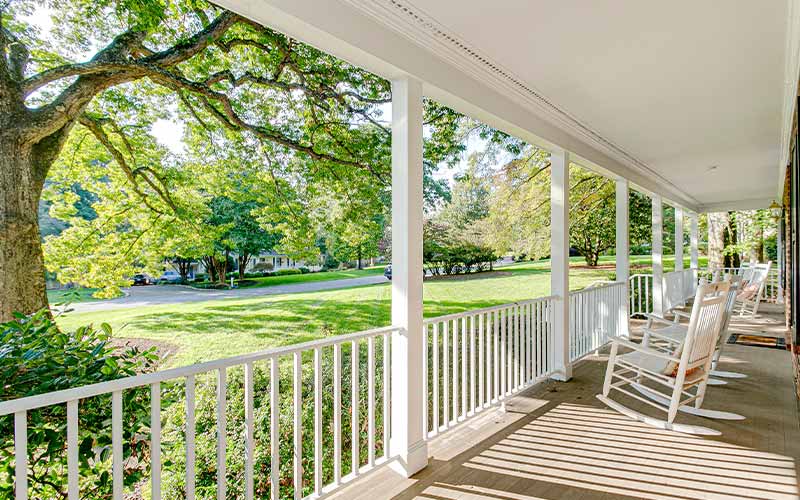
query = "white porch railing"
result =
(4, 288, 635, 498)
(629, 273, 653, 318)
(663, 268, 697, 312)
(0, 326, 395, 500)
(423, 295, 557, 439)
(568, 281, 627, 361)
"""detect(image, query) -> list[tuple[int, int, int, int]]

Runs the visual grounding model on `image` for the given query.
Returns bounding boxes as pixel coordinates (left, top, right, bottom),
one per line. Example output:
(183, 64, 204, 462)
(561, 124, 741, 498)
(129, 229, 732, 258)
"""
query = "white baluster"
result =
(294, 352, 303, 499)
(15, 411, 27, 500)
(186, 376, 196, 500)
(333, 346, 342, 486)
(113, 391, 123, 500)
(216, 369, 226, 500)
(314, 348, 322, 496)
(270, 357, 280, 500)
(151, 383, 162, 500)
(67, 400, 79, 500)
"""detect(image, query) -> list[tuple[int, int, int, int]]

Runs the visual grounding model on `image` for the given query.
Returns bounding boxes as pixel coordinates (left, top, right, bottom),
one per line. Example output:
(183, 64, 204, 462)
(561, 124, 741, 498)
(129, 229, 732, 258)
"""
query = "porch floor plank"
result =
(329, 307, 800, 500)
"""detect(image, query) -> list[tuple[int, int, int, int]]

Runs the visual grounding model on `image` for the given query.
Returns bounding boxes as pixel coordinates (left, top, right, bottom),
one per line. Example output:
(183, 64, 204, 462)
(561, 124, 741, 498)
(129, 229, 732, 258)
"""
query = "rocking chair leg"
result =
(602, 343, 618, 397)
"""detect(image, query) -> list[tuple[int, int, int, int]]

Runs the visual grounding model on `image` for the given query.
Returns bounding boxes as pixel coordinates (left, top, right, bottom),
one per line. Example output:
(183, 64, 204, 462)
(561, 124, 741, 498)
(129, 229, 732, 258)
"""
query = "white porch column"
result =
(690, 212, 699, 270)
(550, 149, 571, 381)
(652, 195, 664, 316)
(674, 206, 684, 272)
(615, 178, 630, 337)
(615, 178, 630, 283)
(390, 76, 427, 476)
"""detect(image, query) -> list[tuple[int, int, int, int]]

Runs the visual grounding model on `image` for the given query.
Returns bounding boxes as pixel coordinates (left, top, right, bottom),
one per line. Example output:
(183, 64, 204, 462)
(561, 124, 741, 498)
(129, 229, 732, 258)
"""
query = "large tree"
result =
(484, 147, 654, 266)
(0, 1, 480, 319)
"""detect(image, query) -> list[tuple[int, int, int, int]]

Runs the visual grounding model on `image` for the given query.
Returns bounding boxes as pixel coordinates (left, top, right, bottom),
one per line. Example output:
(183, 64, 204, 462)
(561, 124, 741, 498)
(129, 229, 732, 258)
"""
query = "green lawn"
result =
(229, 265, 385, 288)
(55, 255, 709, 368)
(46, 287, 101, 304)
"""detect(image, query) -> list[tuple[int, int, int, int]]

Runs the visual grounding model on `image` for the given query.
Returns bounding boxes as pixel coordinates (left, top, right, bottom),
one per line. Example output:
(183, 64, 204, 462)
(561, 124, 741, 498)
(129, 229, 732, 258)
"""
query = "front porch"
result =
(331, 306, 799, 500)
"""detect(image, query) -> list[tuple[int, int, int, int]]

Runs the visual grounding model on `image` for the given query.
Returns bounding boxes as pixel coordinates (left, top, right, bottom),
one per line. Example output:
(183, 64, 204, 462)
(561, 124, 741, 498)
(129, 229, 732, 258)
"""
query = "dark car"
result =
(131, 274, 152, 286)
(384, 265, 425, 280)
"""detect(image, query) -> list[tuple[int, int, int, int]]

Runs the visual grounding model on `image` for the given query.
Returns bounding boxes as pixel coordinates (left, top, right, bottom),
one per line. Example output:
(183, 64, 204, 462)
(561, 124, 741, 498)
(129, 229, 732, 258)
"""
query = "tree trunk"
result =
(707, 212, 726, 269)
(0, 138, 48, 320)
(723, 212, 740, 268)
(357, 245, 363, 270)
(238, 253, 250, 280)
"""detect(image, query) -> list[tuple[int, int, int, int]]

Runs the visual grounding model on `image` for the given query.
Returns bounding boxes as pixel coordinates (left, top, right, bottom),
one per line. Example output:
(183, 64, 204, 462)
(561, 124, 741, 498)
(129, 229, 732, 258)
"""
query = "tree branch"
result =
(78, 114, 177, 216)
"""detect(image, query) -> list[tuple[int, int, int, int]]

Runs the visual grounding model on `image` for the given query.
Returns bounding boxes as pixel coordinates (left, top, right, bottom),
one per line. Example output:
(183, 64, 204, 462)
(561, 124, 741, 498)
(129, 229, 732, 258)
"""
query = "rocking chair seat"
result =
(619, 351, 707, 385)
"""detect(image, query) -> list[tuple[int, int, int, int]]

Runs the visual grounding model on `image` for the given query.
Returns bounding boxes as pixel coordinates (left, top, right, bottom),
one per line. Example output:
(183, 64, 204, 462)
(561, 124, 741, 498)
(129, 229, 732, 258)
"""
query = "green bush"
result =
(0, 310, 158, 499)
(423, 240, 497, 276)
(274, 268, 302, 276)
(298, 267, 310, 274)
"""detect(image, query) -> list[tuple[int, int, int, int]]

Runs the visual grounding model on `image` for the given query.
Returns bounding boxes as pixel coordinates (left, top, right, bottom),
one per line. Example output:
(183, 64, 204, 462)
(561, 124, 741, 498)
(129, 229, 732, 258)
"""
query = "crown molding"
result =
(698, 197, 773, 214)
(342, 0, 700, 208)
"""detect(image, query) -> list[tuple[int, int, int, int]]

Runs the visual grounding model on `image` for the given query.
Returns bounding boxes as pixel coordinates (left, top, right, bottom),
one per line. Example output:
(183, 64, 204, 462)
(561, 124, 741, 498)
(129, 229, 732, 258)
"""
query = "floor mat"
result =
(727, 334, 787, 349)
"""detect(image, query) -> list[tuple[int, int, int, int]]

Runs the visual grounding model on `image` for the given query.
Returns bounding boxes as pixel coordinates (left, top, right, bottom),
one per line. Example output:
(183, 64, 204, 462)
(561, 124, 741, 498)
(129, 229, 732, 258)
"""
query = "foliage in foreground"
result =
(0, 310, 158, 499)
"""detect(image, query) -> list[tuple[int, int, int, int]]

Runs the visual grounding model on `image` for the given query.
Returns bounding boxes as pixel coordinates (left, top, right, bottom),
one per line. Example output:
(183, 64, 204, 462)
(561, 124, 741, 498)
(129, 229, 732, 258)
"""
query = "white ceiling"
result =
(411, 0, 788, 209)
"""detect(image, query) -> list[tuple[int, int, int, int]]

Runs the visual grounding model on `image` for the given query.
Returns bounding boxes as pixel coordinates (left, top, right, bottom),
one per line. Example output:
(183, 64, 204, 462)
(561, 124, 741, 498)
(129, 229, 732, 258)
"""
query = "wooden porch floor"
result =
(331, 306, 799, 500)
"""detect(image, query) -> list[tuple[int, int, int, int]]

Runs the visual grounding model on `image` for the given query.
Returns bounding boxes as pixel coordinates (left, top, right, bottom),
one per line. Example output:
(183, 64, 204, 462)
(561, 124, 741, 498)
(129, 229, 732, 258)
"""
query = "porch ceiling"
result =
(217, 0, 796, 212)
(413, 0, 788, 211)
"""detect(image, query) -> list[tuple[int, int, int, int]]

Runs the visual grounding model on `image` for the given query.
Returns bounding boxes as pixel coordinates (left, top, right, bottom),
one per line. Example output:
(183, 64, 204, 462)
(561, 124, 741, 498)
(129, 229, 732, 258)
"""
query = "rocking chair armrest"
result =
(643, 313, 675, 326)
(672, 310, 691, 320)
(641, 327, 683, 345)
(611, 337, 681, 362)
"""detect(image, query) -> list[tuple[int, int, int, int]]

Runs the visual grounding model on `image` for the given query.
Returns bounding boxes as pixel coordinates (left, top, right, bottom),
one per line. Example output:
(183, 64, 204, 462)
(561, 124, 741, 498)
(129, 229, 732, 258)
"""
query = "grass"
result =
(56, 254, 708, 367)
(229, 265, 385, 288)
(46, 287, 101, 304)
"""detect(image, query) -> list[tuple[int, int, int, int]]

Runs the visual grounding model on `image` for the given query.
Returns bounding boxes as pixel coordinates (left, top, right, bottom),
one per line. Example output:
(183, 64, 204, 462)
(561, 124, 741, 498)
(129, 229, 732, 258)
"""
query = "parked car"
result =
(159, 270, 182, 283)
(131, 274, 154, 286)
(384, 265, 426, 280)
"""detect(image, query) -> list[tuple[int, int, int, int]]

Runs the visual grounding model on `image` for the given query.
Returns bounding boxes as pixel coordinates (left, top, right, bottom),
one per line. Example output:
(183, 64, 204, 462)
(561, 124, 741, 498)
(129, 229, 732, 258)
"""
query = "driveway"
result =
(67, 275, 388, 313)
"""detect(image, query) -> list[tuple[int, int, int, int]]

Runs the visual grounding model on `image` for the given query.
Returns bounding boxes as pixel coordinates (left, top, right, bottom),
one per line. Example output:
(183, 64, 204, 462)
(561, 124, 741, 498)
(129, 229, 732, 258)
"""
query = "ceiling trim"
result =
(698, 198, 774, 214)
(343, 0, 701, 207)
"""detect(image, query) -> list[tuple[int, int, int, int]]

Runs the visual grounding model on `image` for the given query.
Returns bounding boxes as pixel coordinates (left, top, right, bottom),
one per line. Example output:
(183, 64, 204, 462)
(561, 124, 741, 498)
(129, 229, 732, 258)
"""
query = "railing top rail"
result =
(423, 295, 557, 325)
(0, 325, 397, 416)
(569, 281, 625, 296)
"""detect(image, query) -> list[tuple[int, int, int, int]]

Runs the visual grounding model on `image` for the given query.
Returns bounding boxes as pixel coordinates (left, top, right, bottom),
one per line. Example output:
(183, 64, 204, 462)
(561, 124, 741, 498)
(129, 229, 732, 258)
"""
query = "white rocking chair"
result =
(736, 261, 771, 317)
(596, 281, 731, 435)
(643, 274, 744, 384)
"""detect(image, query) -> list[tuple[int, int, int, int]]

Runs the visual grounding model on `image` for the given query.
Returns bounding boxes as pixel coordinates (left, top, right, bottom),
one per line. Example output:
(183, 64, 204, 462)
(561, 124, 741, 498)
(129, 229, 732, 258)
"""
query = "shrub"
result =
(298, 266, 310, 274)
(423, 239, 497, 276)
(274, 268, 302, 276)
(0, 310, 158, 499)
(251, 262, 274, 273)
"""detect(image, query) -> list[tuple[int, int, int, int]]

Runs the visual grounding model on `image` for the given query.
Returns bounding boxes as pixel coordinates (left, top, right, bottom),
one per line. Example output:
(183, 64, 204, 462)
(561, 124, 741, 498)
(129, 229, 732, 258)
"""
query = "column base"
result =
(550, 366, 573, 382)
(389, 439, 428, 478)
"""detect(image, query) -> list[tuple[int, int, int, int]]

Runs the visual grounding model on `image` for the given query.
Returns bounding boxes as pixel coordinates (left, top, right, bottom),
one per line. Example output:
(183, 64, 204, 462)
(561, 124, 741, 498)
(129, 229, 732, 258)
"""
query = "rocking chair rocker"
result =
(596, 281, 731, 435)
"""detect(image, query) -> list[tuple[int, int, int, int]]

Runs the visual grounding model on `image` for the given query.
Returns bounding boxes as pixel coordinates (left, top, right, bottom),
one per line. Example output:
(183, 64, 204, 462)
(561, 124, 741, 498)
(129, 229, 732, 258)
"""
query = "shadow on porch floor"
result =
(330, 308, 799, 500)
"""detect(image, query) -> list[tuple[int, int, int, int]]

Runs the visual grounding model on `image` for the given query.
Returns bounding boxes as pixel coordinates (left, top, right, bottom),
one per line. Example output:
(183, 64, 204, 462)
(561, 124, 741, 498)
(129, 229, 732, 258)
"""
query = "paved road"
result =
(68, 275, 389, 313)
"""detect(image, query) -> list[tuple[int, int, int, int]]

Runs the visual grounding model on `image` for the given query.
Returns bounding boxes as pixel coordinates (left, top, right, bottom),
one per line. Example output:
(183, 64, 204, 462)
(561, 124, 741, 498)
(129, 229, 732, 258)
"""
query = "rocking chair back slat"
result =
(682, 282, 729, 369)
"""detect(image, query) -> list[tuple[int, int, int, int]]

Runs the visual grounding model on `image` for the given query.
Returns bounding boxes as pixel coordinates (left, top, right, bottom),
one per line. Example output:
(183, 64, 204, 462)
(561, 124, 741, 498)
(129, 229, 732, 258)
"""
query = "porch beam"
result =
(550, 149, 572, 381)
(690, 212, 699, 270)
(389, 76, 428, 477)
(652, 195, 664, 316)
